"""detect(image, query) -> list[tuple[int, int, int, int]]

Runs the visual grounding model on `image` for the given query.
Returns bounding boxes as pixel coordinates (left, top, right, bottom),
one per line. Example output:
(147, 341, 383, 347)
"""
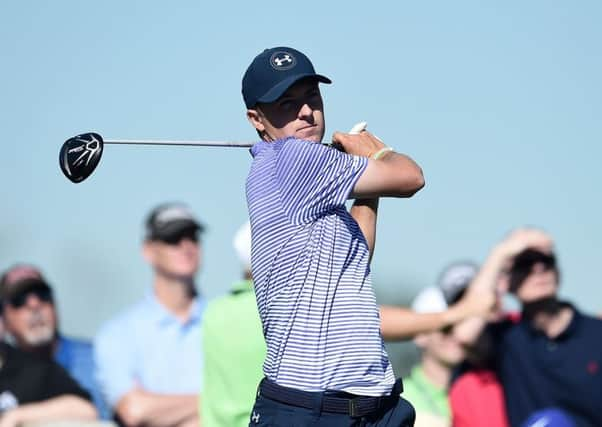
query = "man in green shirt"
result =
(402, 262, 478, 427)
(201, 222, 266, 427)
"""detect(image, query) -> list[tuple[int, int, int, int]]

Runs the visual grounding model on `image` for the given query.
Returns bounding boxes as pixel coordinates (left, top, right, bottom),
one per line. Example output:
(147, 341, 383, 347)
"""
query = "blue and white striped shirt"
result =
(246, 137, 395, 396)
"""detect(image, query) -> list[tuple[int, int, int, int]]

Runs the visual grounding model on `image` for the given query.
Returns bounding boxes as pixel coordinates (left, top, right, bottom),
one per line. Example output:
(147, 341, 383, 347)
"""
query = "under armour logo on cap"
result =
(270, 51, 296, 70)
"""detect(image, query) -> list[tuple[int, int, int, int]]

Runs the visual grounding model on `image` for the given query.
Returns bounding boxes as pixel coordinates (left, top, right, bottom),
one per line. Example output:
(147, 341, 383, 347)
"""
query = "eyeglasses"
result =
(7, 286, 53, 308)
(159, 230, 199, 245)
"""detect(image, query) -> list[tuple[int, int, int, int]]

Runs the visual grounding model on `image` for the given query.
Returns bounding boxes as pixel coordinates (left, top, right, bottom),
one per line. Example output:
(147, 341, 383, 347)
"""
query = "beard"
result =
(23, 312, 55, 347)
(522, 296, 564, 320)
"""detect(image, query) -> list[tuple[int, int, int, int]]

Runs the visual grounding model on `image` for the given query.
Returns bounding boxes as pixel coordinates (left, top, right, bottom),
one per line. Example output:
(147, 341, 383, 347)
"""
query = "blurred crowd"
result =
(0, 202, 600, 427)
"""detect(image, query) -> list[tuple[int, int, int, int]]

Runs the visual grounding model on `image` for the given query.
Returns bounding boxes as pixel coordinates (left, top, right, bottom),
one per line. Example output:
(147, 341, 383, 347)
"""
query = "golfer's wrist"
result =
(369, 146, 394, 160)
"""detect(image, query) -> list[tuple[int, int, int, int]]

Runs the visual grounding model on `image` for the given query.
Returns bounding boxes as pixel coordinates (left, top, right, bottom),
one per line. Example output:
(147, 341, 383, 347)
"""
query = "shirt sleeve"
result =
(275, 139, 368, 224)
(57, 338, 112, 419)
(41, 360, 92, 402)
(94, 320, 137, 407)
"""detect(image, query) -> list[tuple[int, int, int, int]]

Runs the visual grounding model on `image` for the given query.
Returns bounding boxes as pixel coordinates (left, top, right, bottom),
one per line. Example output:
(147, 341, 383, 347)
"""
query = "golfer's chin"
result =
(295, 126, 323, 143)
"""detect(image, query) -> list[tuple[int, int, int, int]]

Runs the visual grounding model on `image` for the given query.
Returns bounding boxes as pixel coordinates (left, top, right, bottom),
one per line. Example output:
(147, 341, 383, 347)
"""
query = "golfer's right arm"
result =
(353, 153, 424, 198)
(331, 131, 425, 199)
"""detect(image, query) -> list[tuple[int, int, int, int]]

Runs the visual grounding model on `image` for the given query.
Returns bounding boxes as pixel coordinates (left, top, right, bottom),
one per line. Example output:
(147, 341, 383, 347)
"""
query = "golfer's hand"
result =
(331, 130, 386, 158)
(495, 228, 554, 260)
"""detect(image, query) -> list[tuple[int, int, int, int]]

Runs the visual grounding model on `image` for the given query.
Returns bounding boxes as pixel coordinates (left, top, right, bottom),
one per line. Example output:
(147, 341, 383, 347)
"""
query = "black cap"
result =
(0, 264, 52, 302)
(242, 46, 331, 109)
(145, 203, 204, 242)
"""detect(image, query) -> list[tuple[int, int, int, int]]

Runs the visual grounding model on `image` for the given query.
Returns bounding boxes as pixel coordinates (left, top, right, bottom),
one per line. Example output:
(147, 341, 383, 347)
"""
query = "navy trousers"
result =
(248, 379, 415, 427)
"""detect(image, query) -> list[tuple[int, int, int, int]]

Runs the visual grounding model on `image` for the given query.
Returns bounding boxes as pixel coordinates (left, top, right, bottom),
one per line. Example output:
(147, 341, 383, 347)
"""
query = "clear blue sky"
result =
(1, 1, 600, 338)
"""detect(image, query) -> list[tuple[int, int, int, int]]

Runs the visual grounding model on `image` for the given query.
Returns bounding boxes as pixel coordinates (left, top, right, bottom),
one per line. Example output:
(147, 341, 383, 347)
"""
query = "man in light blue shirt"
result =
(95, 203, 206, 427)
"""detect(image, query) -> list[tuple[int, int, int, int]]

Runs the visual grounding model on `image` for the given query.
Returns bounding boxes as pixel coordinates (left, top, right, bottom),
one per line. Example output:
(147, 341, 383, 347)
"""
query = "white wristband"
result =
(371, 147, 394, 160)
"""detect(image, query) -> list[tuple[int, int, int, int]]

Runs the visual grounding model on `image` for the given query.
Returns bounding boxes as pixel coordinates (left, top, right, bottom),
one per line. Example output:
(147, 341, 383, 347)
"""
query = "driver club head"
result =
(59, 132, 104, 183)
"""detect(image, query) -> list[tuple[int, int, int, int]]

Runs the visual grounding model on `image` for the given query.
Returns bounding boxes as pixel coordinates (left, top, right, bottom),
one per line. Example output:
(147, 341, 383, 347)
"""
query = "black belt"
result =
(258, 378, 402, 418)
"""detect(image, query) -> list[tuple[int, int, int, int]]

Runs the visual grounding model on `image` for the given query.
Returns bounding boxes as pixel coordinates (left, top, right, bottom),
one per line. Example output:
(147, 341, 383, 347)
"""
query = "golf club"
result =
(59, 122, 367, 184)
(59, 132, 254, 183)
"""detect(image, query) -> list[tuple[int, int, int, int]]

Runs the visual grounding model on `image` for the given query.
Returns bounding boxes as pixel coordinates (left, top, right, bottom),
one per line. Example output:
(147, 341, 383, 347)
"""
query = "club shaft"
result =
(104, 139, 253, 148)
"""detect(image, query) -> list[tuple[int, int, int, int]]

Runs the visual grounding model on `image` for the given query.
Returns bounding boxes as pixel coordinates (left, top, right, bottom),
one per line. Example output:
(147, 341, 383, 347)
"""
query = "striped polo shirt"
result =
(246, 137, 395, 396)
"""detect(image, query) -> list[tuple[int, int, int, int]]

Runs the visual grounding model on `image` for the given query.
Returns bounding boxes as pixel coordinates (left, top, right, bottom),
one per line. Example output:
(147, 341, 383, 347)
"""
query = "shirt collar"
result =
(521, 300, 579, 339)
(556, 304, 581, 339)
(249, 140, 265, 158)
(144, 291, 205, 327)
(411, 366, 447, 394)
(250, 137, 297, 158)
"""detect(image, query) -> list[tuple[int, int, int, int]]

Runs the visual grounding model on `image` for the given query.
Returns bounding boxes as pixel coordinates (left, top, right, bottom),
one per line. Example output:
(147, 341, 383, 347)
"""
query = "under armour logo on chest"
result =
(251, 411, 261, 423)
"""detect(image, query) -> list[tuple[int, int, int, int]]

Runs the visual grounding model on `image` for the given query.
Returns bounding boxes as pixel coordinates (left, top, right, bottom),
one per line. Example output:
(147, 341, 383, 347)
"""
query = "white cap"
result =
(411, 261, 479, 313)
(411, 286, 448, 313)
(233, 221, 252, 272)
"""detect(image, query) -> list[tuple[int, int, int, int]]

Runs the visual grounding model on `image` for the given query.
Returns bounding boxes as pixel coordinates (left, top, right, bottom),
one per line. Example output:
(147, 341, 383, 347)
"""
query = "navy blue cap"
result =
(242, 47, 331, 109)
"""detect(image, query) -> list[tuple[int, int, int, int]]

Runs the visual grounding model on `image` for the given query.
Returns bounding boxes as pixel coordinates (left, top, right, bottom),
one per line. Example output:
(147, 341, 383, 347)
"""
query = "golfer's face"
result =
(257, 79, 325, 143)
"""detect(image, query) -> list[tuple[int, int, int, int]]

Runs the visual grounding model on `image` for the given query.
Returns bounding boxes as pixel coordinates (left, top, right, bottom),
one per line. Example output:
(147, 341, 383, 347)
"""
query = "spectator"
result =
(459, 228, 602, 427)
(0, 264, 109, 419)
(401, 262, 477, 427)
(201, 221, 265, 427)
(448, 273, 513, 427)
(95, 203, 205, 427)
(0, 333, 96, 425)
(380, 267, 496, 340)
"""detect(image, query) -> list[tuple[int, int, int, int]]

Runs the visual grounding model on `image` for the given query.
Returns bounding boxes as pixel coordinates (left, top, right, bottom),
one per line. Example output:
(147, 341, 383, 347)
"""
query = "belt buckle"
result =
(348, 397, 361, 417)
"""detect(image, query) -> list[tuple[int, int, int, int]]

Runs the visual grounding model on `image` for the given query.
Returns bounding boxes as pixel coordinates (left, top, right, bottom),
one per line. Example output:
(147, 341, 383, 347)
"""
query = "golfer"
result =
(242, 46, 424, 426)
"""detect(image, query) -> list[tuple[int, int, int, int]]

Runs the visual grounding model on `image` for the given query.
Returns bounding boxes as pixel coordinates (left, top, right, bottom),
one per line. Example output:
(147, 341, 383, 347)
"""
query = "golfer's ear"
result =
(247, 109, 265, 132)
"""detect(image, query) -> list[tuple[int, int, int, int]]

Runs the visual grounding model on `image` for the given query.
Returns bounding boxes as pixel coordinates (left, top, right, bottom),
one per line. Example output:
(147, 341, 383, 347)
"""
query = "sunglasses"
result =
(441, 325, 454, 335)
(7, 286, 53, 308)
(509, 251, 557, 292)
(158, 230, 199, 245)
(513, 258, 556, 278)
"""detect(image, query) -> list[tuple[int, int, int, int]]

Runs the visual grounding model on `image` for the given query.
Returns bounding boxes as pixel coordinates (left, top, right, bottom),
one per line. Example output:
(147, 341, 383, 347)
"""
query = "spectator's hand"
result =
(454, 284, 497, 320)
(331, 130, 386, 158)
(118, 388, 151, 426)
(495, 228, 554, 260)
(453, 315, 488, 348)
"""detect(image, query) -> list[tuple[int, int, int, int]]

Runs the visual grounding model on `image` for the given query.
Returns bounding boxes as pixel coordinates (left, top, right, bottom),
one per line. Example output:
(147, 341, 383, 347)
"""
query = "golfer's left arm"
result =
(350, 198, 379, 262)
